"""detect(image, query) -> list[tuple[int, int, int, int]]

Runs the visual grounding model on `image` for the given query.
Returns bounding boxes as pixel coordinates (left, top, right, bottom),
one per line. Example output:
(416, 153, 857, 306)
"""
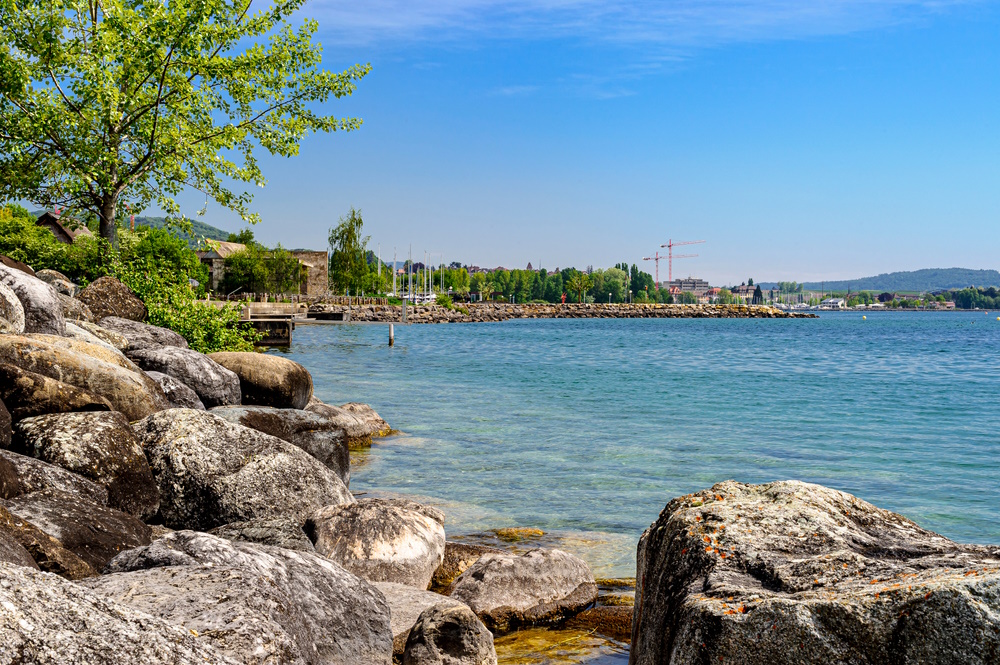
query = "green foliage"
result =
(796, 269, 1000, 293)
(565, 272, 593, 303)
(435, 293, 469, 315)
(677, 291, 698, 304)
(328, 207, 369, 294)
(223, 244, 302, 295)
(0, 0, 369, 244)
(953, 287, 1000, 310)
(715, 288, 736, 304)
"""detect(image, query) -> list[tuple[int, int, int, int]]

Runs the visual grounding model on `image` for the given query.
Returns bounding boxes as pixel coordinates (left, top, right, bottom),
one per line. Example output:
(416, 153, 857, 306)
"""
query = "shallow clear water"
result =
(274, 312, 1000, 578)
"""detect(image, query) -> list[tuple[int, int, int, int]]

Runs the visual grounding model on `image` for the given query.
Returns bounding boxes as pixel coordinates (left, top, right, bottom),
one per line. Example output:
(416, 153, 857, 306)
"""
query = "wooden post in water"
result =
(389, 323, 395, 347)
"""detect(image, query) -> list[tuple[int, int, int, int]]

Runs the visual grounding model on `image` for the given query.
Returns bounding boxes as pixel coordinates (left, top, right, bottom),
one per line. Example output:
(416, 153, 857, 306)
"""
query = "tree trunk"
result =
(99, 197, 118, 248)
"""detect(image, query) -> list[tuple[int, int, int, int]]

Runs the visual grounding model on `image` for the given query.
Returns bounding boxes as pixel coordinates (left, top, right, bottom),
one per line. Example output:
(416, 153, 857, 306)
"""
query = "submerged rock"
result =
(133, 409, 353, 531)
(127, 345, 241, 408)
(631, 480, 1000, 665)
(77, 276, 147, 321)
(0, 263, 65, 335)
(105, 530, 393, 665)
(306, 397, 391, 448)
(0, 281, 25, 334)
(431, 541, 504, 592)
(307, 498, 446, 589)
(12, 411, 159, 520)
(99, 315, 188, 350)
(209, 518, 316, 552)
(403, 602, 498, 665)
(0, 562, 239, 664)
(208, 351, 314, 410)
(447, 548, 598, 634)
(211, 405, 349, 485)
(146, 371, 206, 410)
(372, 581, 479, 657)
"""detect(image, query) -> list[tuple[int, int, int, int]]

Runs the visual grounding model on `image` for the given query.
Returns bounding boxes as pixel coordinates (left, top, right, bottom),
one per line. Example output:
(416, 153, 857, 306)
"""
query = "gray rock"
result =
(0, 503, 96, 579)
(0, 561, 239, 664)
(105, 530, 394, 665)
(0, 448, 19, 499)
(5, 488, 152, 570)
(211, 405, 348, 485)
(0, 281, 25, 334)
(57, 293, 95, 322)
(447, 548, 597, 634)
(306, 397, 392, 448)
(76, 320, 129, 350)
(0, 361, 114, 422)
(208, 351, 314, 410)
(133, 409, 353, 531)
(128, 345, 240, 408)
(27, 331, 137, 371)
(0, 335, 169, 420)
(83, 564, 308, 664)
(209, 518, 316, 552)
(0, 449, 109, 505)
(372, 581, 477, 657)
(431, 542, 504, 592)
(0, 263, 65, 335)
(631, 480, 1000, 665)
(77, 276, 147, 321)
(0, 526, 37, 569)
(0, 397, 9, 449)
(35, 268, 77, 296)
(146, 371, 206, 410)
(403, 603, 497, 665)
(64, 321, 121, 354)
(307, 498, 445, 589)
(12, 411, 159, 520)
(99, 315, 188, 350)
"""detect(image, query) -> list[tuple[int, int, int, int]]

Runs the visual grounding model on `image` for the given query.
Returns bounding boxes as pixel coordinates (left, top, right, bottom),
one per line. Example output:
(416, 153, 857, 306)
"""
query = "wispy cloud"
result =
(489, 84, 541, 96)
(307, 0, 973, 48)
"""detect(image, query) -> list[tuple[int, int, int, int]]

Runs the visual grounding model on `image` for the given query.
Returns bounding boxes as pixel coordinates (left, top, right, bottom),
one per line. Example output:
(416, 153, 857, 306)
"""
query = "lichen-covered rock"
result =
(105, 530, 394, 665)
(133, 409, 353, 531)
(0, 526, 37, 569)
(403, 602, 498, 665)
(128, 345, 240, 408)
(77, 276, 147, 321)
(0, 281, 25, 334)
(64, 321, 119, 355)
(307, 498, 445, 589)
(447, 549, 598, 634)
(0, 362, 113, 421)
(209, 518, 316, 552)
(431, 542, 504, 592)
(0, 449, 109, 505)
(631, 480, 1000, 665)
(57, 292, 95, 322)
(146, 371, 206, 410)
(77, 320, 129, 350)
(4, 488, 151, 571)
(27, 332, 137, 372)
(0, 504, 96, 579)
(83, 564, 308, 664)
(99, 315, 188, 350)
(0, 450, 19, 499)
(208, 352, 314, 410)
(0, 562, 240, 664)
(35, 269, 77, 296)
(12, 412, 159, 520)
(373, 581, 478, 657)
(0, 263, 65, 335)
(0, 335, 168, 420)
(211, 405, 348, 485)
(306, 397, 392, 448)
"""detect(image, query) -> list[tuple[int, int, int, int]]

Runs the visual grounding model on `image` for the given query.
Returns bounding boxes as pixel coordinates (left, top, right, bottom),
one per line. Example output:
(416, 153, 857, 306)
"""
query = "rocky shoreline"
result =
(2, 260, 997, 665)
(308, 302, 816, 324)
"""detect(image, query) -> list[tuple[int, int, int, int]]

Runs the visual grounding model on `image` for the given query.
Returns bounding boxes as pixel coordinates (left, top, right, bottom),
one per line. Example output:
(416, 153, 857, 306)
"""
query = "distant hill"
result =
(760, 268, 1000, 293)
(132, 216, 231, 248)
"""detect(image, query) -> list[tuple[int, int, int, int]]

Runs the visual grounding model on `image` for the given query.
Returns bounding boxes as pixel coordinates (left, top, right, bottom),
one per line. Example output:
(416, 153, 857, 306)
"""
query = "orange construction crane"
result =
(661, 239, 705, 283)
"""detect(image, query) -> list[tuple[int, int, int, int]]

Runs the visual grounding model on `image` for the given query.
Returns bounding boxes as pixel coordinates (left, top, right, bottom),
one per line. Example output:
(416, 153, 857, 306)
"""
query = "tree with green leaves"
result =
(0, 0, 368, 246)
(565, 272, 593, 303)
(328, 207, 369, 294)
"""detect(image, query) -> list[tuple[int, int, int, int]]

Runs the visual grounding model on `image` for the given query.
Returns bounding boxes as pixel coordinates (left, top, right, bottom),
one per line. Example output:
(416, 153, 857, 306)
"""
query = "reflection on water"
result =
(495, 627, 629, 665)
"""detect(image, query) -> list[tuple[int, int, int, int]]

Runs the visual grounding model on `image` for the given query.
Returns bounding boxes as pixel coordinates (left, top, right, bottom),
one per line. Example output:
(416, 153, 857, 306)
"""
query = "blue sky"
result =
(190, 0, 1000, 285)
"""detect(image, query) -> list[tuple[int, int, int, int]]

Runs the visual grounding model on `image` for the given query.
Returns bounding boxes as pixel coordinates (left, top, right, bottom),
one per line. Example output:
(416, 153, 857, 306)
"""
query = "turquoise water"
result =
(275, 312, 999, 578)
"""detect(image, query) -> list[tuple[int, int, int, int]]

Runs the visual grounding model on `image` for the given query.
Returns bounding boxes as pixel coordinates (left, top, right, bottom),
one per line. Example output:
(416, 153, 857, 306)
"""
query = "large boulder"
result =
(64, 321, 120, 353)
(373, 581, 479, 657)
(35, 268, 77, 296)
(0, 362, 113, 421)
(211, 405, 349, 485)
(209, 518, 316, 552)
(0, 263, 65, 335)
(403, 603, 497, 665)
(12, 411, 159, 519)
(133, 409, 353, 531)
(0, 281, 25, 334)
(208, 351, 314, 410)
(104, 530, 394, 665)
(0, 449, 109, 505)
(0, 504, 96, 579)
(146, 371, 206, 410)
(0, 335, 168, 420)
(128, 345, 240, 408)
(306, 397, 392, 448)
(4, 488, 151, 570)
(0, 254, 34, 275)
(100, 315, 188, 350)
(631, 480, 1000, 665)
(0, 525, 37, 569)
(431, 541, 504, 591)
(77, 319, 129, 350)
(447, 549, 598, 634)
(0, 562, 240, 664)
(58, 292, 95, 322)
(0, 449, 19, 498)
(77, 276, 147, 321)
(307, 498, 445, 589)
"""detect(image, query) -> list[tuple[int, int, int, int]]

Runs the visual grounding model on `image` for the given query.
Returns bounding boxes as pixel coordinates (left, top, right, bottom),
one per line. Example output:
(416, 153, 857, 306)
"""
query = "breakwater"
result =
(308, 302, 815, 323)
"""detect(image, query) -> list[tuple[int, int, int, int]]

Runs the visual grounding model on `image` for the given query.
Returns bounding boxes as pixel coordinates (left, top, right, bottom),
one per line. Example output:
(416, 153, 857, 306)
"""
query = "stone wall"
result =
(290, 251, 328, 297)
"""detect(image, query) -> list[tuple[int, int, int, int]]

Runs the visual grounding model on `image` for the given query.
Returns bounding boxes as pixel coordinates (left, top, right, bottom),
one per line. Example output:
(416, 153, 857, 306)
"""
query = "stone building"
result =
(36, 212, 93, 244)
(196, 241, 329, 296)
(195, 240, 248, 292)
